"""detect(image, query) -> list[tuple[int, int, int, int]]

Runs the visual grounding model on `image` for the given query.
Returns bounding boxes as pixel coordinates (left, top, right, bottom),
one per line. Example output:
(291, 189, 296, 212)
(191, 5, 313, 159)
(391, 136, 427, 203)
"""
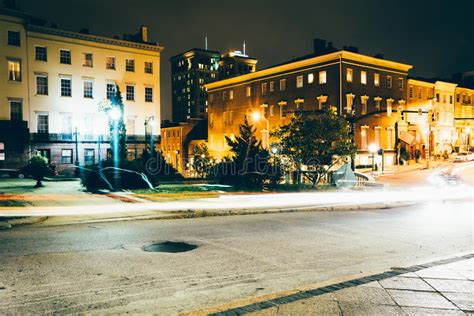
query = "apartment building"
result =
(0, 8, 162, 171)
(206, 40, 412, 168)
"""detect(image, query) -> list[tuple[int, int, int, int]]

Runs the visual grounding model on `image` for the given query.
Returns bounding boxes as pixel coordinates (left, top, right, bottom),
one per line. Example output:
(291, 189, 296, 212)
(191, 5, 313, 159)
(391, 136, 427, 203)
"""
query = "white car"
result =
(454, 152, 474, 162)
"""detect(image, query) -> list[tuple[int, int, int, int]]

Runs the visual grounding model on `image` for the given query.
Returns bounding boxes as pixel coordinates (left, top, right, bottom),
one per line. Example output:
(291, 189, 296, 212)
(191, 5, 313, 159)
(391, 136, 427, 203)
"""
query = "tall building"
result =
(170, 49, 220, 123)
(206, 40, 412, 168)
(170, 47, 258, 123)
(0, 7, 163, 172)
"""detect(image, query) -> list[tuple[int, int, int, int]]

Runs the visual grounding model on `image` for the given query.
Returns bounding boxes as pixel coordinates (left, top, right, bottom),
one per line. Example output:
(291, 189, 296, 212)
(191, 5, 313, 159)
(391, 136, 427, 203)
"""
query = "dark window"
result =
(36, 76, 48, 95)
(37, 115, 49, 134)
(60, 49, 71, 64)
(144, 62, 153, 74)
(84, 149, 95, 165)
(106, 83, 116, 100)
(35, 46, 47, 61)
(61, 149, 73, 164)
(10, 100, 22, 121)
(7, 30, 20, 46)
(145, 87, 153, 102)
(37, 149, 50, 162)
(83, 53, 93, 67)
(83, 81, 93, 98)
(126, 59, 135, 72)
(61, 78, 72, 97)
(126, 85, 135, 101)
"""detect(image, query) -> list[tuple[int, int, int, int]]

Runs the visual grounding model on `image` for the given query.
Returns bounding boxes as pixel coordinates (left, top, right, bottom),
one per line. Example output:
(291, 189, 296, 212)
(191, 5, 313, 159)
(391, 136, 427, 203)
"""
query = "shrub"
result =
(22, 155, 52, 188)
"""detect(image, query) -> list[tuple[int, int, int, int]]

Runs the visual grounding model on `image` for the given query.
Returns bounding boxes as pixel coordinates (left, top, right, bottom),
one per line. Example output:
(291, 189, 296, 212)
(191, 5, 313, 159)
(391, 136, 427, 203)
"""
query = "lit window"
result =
(145, 87, 153, 102)
(83, 53, 93, 67)
(279, 101, 287, 118)
(106, 56, 116, 70)
(319, 71, 327, 84)
(261, 82, 267, 95)
(280, 79, 286, 91)
(7, 30, 20, 46)
(246, 86, 251, 97)
(84, 149, 95, 165)
(361, 95, 369, 115)
(35, 46, 47, 61)
(296, 75, 303, 88)
(386, 127, 394, 150)
(374, 127, 381, 148)
(83, 80, 93, 99)
(308, 73, 314, 84)
(387, 99, 393, 117)
(36, 75, 48, 95)
(229, 90, 234, 100)
(269, 81, 274, 92)
(60, 78, 72, 97)
(126, 59, 135, 72)
(60, 49, 71, 64)
(8, 60, 21, 82)
(126, 85, 135, 101)
(346, 68, 353, 83)
(144, 62, 153, 74)
(374, 73, 380, 87)
(360, 127, 368, 150)
(361, 71, 367, 85)
(386, 76, 392, 88)
(269, 105, 275, 116)
(346, 93, 355, 114)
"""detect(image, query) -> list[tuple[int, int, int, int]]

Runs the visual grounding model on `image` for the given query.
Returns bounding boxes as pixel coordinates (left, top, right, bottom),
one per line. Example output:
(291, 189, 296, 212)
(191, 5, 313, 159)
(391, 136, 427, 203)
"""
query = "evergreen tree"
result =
(109, 86, 127, 162)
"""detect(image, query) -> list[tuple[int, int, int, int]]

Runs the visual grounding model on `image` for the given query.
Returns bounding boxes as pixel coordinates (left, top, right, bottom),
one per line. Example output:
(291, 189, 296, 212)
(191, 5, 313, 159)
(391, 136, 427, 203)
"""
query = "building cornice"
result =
(27, 25, 164, 52)
(408, 79, 435, 88)
(206, 50, 412, 90)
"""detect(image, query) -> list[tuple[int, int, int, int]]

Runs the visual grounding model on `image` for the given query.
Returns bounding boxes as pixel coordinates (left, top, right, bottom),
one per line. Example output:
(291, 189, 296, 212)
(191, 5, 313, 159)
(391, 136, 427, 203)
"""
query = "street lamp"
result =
(369, 143, 379, 174)
(109, 107, 121, 121)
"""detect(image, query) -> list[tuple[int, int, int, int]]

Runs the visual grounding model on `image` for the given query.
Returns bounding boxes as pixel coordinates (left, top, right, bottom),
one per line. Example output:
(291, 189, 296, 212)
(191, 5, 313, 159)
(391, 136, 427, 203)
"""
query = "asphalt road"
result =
(0, 200, 472, 314)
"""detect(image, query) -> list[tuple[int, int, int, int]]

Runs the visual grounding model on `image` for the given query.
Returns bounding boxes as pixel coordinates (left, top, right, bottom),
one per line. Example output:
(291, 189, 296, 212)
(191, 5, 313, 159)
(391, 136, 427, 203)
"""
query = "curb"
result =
(30, 201, 416, 228)
(0, 216, 48, 230)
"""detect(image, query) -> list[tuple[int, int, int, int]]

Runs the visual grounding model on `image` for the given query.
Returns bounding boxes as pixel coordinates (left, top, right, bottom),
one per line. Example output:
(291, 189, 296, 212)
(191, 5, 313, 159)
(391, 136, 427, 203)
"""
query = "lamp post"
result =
(369, 143, 378, 176)
(73, 126, 79, 176)
(251, 110, 269, 148)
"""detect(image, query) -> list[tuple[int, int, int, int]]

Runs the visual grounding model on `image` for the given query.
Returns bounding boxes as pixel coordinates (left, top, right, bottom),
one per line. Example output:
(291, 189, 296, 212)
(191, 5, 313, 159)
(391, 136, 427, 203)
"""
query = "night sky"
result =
(17, 0, 474, 121)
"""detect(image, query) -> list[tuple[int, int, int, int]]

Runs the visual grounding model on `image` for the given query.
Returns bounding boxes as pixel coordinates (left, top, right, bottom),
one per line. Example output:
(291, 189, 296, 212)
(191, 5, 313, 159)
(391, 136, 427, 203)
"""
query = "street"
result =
(0, 199, 472, 314)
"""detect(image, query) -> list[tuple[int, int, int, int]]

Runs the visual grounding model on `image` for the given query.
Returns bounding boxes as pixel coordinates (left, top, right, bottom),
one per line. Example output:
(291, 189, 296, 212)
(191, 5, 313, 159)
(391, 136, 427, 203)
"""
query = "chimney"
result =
(313, 38, 326, 55)
(140, 25, 148, 42)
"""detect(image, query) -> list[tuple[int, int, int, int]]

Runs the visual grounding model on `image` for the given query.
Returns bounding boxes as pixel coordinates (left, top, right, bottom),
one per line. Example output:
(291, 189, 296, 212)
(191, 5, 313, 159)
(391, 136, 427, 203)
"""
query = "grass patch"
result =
(132, 191, 220, 202)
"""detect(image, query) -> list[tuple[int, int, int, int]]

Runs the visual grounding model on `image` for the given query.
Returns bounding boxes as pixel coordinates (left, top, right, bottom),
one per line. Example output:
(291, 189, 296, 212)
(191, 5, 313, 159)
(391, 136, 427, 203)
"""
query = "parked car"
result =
(0, 168, 25, 179)
(453, 152, 474, 162)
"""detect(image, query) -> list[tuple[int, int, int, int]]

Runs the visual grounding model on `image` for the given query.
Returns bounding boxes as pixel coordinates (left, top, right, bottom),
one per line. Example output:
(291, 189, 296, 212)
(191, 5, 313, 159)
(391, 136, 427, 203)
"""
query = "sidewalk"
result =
(196, 254, 473, 315)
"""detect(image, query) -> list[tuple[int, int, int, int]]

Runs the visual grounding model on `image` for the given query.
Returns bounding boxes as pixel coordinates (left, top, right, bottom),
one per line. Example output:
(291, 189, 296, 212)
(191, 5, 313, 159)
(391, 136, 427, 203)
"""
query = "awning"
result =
(399, 132, 418, 145)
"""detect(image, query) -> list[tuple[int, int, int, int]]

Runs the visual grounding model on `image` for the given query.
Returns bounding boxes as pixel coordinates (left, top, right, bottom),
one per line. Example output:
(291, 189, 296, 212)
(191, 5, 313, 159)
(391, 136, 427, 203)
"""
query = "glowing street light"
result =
(109, 107, 121, 121)
(251, 111, 261, 122)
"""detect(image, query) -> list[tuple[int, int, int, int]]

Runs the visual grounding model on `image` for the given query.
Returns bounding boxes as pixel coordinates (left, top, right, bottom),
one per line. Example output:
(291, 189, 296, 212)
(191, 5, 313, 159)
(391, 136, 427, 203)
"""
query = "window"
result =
(418, 88, 422, 100)
(35, 46, 47, 61)
(449, 95, 453, 104)
(126, 59, 135, 72)
(229, 90, 234, 100)
(106, 83, 116, 100)
(61, 114, 72, 139)
(223, 91, 227, 101)
(8, 60, 21, 82)
(60, 78, 72, 97)
(83, 53, 93, 67)
(7, 30, 20, 46)
(37, 114, 49, 134)
(374, 73, 380, 87)
(456, 93, 460, 103)
(209, 113, 214, 126)
(360, 71, 367, 85)
(144, 62, 153, 74)
(145, 87, 153, 102)
(319, 71, 327, 84)
(60, 49, 71, 64)
(35, 75, 48, 95)
(126, 85, 135, 101)
(374, 97, 382, 110)
(127, 118, 135, 135)
(10, 100, 22, 121)
(360, 127, 368, 150)
(279, 102, 287, 118)
(386, 127, 394, 150)
(229, 111, 234, 124)
(246, 86, 251, 97)
(84, 149, 95, 165)
(269, 105, 275, 116)
(308, 73, 314, 84)
(61, 149, 73, 164)
(386, 75, 392, 88)
(386, 99, 393, 117)
(209, 93, 214, 102)
(223, 111, 228, 124)
(346, 68, 353, 82)
(83, 80, 93, 98)
(296, 75, 303, 88)
(261, 82, 267, 95)
(106, 56, 116, 70)
(269, 81, 275, 92)
(361, 95, 369, 115)
(346, 94, 355, 114)
(409, 86, 414, 99)
(398, 78, 404, 90)
(280, 78, 286, 91)
(374, 127, 381, 148)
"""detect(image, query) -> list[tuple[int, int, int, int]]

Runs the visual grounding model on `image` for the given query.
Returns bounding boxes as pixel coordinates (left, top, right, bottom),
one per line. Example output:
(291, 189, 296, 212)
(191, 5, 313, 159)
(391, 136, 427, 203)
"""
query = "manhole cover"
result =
(143, 241, 197, 253)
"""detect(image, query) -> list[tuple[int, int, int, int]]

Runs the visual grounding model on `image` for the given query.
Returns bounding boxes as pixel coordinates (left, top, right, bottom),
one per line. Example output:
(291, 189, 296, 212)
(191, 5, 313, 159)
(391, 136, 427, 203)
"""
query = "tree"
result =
(191, 143, 212, 178)
(214, 117, 278, 189)
(23, 155, 52, 188)
(272, 109, 357, 187)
